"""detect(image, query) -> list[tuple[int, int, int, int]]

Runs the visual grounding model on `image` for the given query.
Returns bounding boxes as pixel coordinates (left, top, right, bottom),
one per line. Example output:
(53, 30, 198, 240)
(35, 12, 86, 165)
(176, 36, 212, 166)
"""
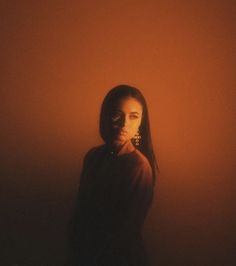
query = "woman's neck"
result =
(108, 140, 127, 153)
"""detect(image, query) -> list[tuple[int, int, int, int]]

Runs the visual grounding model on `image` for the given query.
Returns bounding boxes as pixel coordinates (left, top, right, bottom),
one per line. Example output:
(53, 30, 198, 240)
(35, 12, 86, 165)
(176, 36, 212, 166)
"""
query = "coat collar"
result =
(106, 140, 136, 156)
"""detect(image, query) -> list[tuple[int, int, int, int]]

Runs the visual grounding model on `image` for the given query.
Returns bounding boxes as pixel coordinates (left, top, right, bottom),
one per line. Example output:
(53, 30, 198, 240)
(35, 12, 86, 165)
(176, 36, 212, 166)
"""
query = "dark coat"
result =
(69, 140, 154, 266)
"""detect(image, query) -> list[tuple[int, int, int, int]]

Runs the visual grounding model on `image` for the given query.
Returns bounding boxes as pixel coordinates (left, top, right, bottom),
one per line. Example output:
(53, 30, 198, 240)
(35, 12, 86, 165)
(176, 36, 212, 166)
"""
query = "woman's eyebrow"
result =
(114, 110, 141, 115)
(130, 111, 140, 115)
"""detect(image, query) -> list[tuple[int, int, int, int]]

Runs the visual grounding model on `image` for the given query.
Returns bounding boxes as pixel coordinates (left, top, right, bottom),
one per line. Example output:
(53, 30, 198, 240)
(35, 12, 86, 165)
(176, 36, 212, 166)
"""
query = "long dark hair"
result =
(99, 84, 159, 185)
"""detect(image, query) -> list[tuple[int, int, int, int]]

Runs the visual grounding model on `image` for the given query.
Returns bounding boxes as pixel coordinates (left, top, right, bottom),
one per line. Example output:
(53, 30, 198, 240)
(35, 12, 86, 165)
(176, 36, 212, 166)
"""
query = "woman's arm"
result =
(101, 160, 153, 244)
(95, 160, 153, 261)
(125, 161, 154, 232)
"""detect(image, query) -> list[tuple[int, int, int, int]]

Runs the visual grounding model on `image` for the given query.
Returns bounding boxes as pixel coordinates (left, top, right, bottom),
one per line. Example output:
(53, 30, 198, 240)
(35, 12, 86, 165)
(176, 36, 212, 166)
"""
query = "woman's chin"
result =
(113, 137, 126, 146)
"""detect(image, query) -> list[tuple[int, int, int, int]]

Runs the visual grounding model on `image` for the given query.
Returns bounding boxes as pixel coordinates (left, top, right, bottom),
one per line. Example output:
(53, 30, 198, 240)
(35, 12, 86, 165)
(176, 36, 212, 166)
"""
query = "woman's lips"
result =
(119, 130, 128, 135)
(112, 127, 128, 137)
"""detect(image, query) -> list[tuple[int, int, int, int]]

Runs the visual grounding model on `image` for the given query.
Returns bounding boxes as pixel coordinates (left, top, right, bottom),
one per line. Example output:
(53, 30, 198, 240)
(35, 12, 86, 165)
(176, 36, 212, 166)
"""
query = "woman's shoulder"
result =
(82, 144, 109, 166)
(125, 148, 151, 170)
(84, 144, 105, 160)
(125, 149, 153, 187)
(134, 149, 150, 165)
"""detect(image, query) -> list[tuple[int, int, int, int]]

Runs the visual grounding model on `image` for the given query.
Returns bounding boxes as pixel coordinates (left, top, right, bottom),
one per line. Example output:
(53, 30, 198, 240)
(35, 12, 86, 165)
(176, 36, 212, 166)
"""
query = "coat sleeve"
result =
(122, 161, 154, 233)
(94, 160, 154, 264)
(109, 160, 154, 245)
(93, 160, 154, 262)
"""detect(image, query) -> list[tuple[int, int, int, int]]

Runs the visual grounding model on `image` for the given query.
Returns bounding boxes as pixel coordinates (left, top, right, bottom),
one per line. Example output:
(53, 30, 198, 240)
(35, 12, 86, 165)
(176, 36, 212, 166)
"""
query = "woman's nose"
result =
(120, 116, 129, 128)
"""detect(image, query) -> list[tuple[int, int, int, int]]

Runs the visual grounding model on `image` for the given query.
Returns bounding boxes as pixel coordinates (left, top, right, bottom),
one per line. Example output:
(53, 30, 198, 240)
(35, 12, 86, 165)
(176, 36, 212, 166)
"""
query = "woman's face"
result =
(110, 97, 143, 146)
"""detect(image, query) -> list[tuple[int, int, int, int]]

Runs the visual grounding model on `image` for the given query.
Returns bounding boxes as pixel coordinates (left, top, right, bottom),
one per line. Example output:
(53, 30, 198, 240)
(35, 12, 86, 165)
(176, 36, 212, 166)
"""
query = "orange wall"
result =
(1, 1, 235, 265)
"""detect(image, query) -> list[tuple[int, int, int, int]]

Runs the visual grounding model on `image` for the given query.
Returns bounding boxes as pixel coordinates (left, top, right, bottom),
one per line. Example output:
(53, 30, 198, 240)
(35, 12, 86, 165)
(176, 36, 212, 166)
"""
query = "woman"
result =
(68, 84, 158, 266)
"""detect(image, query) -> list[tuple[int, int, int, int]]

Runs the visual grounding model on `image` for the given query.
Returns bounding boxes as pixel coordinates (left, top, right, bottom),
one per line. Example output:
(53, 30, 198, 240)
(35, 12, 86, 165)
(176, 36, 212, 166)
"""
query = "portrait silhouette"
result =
(67, 85, 158, 266)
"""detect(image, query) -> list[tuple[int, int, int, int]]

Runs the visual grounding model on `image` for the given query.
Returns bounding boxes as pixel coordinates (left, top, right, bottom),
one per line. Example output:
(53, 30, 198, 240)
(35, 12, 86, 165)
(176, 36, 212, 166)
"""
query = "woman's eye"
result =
(130, 115, 138, 119)
(111, 114, 121, 121)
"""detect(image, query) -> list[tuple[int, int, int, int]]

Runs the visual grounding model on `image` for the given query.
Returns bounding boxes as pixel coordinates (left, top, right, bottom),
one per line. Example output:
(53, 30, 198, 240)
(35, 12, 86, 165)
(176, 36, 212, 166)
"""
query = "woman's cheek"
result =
(130, 129, 137, 139)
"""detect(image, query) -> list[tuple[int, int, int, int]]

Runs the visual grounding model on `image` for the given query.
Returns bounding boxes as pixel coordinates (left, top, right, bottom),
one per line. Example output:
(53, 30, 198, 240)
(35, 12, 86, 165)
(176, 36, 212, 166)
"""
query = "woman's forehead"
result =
(115, 97, 143, 113)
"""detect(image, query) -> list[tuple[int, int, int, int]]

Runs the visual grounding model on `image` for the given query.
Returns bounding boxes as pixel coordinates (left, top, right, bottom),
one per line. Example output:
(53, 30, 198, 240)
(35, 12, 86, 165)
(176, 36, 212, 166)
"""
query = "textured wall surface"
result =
(1, 1, 235, 265)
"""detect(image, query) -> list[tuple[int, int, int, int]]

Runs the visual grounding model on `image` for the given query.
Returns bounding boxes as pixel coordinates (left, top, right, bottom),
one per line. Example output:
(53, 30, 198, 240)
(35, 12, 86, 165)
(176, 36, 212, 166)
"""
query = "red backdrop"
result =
(1, 1, 235, 265)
